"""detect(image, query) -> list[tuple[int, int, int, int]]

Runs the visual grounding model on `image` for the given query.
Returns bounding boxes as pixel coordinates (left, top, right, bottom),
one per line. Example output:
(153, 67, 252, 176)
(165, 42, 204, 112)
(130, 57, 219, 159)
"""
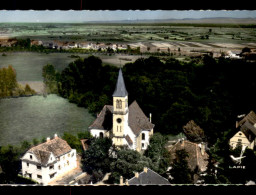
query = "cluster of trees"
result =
(43, 54, 256, 147)
(41, 54, 256, 184)
(81, 132, 170, 184)
(0, 65, 36, 97)
(0, 65, 17, 97)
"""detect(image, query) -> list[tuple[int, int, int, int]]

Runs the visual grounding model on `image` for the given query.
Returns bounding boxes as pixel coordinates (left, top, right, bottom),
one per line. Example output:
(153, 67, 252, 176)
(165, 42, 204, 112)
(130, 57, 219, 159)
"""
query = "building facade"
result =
(229, 111, 256, 150)
(20, 134, 77, 185)
(89, 69, 154, 152)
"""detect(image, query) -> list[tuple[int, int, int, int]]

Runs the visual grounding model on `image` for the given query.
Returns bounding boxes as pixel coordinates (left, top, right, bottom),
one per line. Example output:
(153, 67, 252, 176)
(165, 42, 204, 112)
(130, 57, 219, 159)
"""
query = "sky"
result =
(0, 10, 255, 23)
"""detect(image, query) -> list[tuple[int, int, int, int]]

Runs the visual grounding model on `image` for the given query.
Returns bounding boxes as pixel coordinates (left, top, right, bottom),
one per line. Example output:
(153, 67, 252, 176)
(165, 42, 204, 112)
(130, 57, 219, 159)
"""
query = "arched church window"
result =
(100, 132, 104, 138)
(119, 100, 122, 108)
(116, 99, 122, 109)
(142, 133, 145, 140)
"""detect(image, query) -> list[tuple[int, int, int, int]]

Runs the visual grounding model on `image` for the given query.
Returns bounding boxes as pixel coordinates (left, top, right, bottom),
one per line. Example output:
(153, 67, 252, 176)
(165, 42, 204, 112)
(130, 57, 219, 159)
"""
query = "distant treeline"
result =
(42, 55, 256, 145)
(0, 65, 36, 98)
(84, 22, 256, 28)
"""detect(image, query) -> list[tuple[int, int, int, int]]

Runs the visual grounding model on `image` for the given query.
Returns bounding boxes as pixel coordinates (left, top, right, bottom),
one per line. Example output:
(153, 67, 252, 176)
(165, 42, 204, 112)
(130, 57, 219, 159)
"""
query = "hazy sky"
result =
(0, 10, 255, 23)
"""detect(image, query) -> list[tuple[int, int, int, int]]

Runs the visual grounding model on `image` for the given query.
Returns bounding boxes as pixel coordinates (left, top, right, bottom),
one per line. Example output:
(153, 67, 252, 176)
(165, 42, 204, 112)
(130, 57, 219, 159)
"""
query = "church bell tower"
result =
(112, 69, 128, 147)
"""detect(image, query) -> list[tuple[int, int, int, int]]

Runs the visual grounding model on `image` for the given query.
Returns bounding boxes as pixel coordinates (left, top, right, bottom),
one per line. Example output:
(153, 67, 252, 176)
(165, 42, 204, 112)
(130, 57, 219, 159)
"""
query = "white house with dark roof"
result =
(89, 69, 154, 152)
(20, 134, 77, 185)
(230, 111, 256, 150)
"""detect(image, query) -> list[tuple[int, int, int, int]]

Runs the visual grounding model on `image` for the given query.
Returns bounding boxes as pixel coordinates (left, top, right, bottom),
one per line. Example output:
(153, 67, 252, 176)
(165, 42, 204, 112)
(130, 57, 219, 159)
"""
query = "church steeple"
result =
(113, 69, 128, 97)
(112, 68, 129, 148)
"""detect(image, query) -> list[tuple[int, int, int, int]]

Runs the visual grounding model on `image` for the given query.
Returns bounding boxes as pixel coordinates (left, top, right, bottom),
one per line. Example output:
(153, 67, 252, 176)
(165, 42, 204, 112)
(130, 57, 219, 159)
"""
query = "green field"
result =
(1, 23, 255, 45)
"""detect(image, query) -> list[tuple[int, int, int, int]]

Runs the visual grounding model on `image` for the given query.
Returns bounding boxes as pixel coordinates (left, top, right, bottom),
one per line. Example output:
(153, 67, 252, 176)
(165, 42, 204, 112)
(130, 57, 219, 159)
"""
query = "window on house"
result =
(37, 175, 42, 179)
(117, 126, 119, 132)
(28, 173, 32, 178)
(142, 143, 145, 148)
(238, 139, 242, 142)
(68, 153, 70, 157)
(37, 165, 41, 170)
(71, 153, 74, 157)
(49, 165, 54, 170)
(30, 155, 32, 160)
(142, 133, 145, 140)
(58, 165, 61, 170)
(100, 132, 104, 138)
(27, 163, 29, 167)
(49, 173, 55, 179)
(67, 160, 69, 166)
(120, 126, 122, 132)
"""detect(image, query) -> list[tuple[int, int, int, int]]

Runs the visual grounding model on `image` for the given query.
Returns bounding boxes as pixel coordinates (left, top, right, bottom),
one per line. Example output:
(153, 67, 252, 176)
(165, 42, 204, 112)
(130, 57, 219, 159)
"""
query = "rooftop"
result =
(127, 167, 170, 185)
(112, 69, 128, 97)
(26, 135, 72, 166)
(89, 101, 154, 136)
(168, 140, 209, 172)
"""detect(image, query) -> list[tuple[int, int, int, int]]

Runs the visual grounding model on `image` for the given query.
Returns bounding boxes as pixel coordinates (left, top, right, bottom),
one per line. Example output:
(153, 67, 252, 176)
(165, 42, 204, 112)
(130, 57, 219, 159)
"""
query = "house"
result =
(68, 42, 78, 49)
(89, 69, 154, 152)
(168, 139, 209, 183)
(120, 167, 170, 185)
(20, 134, 77, 185)
(229, 111, 256, 150)
(225, 50, 241, 59)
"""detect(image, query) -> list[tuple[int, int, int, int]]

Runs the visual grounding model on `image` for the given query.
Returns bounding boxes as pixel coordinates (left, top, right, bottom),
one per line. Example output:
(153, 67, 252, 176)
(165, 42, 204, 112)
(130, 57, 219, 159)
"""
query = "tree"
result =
(0, 145, 21, 182)
(62, 132, 83, 154)
(144, 133, 170, 175)
(242, 47, 251, 53)
(82, 137, 114, 175)
(183, 120, 206, 143)
(169, 149, 193, 184)
(42, 64, 58, 94)
(108, 149, 153, 184)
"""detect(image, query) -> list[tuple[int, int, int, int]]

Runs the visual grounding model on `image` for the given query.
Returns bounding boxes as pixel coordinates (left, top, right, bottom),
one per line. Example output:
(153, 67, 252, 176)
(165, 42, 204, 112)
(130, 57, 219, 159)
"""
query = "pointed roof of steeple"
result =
(113, 68, 128, 97)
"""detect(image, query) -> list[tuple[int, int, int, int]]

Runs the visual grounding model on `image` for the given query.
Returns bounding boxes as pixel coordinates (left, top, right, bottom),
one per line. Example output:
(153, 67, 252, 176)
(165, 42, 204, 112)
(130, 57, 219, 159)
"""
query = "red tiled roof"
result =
(168, 140, 208, 172)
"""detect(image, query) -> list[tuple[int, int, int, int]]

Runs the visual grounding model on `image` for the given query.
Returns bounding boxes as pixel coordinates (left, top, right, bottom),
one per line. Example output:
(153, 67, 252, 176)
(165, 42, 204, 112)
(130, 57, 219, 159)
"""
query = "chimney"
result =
(46, 137, 50, 142)
(120, 176, 123, 186)
(135, 172, 139, 178)
(200, 143, 205, 155)
(149, 113, 152, 122)
(143, 167, 148, 173)
(181, 139, 185, 147)
(54, 133, 58, 138)
(125, 179, 129, 186)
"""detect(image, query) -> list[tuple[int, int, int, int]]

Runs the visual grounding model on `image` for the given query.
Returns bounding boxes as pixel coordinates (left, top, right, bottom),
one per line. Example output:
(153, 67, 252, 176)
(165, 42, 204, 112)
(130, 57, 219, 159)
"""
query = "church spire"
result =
(113, 68, 128, 97)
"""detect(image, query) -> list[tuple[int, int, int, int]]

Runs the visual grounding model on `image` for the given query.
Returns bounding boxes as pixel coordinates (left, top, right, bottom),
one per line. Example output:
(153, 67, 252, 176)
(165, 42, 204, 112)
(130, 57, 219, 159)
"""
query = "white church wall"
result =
(90, 129, 107, 138)
(141, 130, 150, 150)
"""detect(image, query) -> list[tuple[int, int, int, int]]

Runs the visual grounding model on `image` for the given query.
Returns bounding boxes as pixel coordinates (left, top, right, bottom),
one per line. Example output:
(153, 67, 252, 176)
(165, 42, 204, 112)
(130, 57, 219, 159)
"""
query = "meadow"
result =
(1, 23, 255, 45)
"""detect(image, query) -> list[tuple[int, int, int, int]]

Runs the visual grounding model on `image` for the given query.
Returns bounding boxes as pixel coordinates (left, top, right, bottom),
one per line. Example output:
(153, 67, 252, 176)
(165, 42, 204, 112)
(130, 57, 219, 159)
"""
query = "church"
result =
(89, 69, 154, 152)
